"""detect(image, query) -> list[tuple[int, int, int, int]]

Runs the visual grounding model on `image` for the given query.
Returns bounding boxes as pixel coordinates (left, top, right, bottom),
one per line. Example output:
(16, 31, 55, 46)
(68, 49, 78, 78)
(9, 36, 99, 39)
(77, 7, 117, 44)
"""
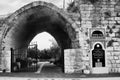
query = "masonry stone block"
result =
(117, 64, 120, 67)
(118, 68, 120, 72)
(118, 56, 120, 59)
(111, 60, 116, 64)
(65, 69, 74, 73)
(109, 56, 114, 60)
(116, 60, 120, 63)
(106, 47, 114, 51)
(107, 63, 112, 67)
(112, 64, 117, 68)
(115, 17, 120, 21)
(114, 56, 119, 60)
(64, 49, 89, 73)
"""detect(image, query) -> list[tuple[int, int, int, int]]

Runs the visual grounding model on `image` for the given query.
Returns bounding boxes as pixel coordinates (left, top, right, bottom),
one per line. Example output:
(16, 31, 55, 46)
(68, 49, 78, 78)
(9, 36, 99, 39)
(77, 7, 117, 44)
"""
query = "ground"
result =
(0, 62, 120, 78)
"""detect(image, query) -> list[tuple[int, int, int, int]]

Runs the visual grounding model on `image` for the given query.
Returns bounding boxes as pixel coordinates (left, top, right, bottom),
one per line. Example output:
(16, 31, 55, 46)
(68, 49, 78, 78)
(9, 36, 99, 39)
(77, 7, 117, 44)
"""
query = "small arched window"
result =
(92, 30, 104, 38)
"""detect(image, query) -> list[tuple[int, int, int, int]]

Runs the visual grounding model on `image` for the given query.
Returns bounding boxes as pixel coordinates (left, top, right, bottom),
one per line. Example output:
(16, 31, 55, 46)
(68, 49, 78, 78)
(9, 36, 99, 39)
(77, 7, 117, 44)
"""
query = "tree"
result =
(67, 1, 79, 13)
(49, 39, 61, 60)
(27, 47, 38, 59)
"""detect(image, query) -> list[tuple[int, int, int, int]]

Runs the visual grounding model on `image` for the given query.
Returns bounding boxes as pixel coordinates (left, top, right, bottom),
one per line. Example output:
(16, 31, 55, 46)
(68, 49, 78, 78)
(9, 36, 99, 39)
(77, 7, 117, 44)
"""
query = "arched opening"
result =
(11, 32, 62, 72)
(30, 32, 57, 50)
(92, 30, 104, 38)
(1, 1, 76, 72)
(29, 32, 61, 62)
(92, 43, 105, 67)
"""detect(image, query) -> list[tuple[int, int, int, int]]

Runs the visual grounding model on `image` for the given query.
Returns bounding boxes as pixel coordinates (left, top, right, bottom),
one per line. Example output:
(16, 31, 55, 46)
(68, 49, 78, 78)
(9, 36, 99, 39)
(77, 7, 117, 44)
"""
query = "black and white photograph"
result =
(0, 0, 120, 80)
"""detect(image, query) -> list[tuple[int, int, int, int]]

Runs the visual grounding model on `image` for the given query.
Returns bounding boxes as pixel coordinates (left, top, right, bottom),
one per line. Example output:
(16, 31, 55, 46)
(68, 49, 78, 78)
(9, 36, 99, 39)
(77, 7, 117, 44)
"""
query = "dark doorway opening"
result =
(92, 43, 105, 67)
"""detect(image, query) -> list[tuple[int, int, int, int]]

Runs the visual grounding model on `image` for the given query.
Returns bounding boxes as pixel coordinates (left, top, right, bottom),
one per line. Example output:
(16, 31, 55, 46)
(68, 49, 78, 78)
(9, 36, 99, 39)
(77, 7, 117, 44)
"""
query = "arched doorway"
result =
(0, 1, 77, 72)
(11, 32, 62, 72)
(92, 43, 105, 67)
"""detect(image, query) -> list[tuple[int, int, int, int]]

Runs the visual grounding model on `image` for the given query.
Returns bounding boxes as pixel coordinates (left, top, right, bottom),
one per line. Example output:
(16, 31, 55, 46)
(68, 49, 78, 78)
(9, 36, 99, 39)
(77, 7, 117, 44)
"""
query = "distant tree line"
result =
(27, 39, 61, 61)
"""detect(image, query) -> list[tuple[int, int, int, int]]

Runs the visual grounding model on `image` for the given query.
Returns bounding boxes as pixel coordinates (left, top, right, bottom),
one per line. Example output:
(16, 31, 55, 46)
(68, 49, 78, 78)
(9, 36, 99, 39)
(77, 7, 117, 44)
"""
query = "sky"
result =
(31, 32, 55, 50)
(0, 0, 72, 15)
(0, 0, 72, 50)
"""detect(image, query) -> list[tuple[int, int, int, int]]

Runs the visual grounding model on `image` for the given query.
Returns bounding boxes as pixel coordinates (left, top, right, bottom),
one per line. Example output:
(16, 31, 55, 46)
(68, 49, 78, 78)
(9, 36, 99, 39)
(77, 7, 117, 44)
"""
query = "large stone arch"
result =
(1, 1, 77, 50)
(0, 1, 78, 72)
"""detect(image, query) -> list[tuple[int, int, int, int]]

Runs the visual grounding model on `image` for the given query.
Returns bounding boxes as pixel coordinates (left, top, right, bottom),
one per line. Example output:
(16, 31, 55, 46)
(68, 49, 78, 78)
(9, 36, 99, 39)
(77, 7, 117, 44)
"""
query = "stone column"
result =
(1, 50, 11, 72)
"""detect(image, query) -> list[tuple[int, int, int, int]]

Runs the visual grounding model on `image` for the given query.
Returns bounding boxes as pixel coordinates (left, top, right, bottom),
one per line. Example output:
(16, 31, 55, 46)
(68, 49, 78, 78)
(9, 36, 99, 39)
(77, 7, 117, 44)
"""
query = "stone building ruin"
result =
(0, 0, 120, 74)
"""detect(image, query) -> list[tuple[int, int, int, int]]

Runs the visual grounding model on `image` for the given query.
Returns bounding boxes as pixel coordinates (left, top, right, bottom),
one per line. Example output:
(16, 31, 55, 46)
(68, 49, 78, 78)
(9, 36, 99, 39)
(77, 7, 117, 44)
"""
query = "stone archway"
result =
(0, 1, 77, 72)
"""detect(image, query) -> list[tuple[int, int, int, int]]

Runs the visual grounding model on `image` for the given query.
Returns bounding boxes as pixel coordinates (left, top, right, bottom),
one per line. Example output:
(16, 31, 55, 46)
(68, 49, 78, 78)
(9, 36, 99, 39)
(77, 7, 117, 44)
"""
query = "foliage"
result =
(0, 19, 5, 27)
(27, 47, 38, 59)
(107, 39, 115, 47)
(27, 39, 61, 60)
(116, 28, 120, 38)
(67, 1, 79, 13)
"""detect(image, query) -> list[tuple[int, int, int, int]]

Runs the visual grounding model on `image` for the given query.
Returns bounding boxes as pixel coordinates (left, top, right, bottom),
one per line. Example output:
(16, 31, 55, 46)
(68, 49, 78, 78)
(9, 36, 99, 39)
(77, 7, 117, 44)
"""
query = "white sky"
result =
(0, 0, 72, 50)
(0, 0, 72, 15)
(31, 32, 55, 50)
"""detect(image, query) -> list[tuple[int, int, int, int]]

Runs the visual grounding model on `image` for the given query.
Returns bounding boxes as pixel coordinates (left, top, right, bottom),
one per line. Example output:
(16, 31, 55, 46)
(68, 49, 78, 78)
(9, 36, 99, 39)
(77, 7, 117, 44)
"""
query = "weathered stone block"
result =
(117, 21, 120, 24)
(106, 51, 111, 56)
(114, 52, 120, 55)
(82, 57, 89, 61)
(112, 64, 117, 68)
(117, 64, 120, 67)
(118, 68, 120, 72)
(65, 66, 70, 69)
(106, 47, 114, 51)
(115, 17, 120, 21)
(109, 21, 116, 24)
(114, 56, 119, 60)
(101, 20, 108, 24)
(107, 60, 111, 64)
(65, 68, 74, 73)
(107, 63, 112, 67)
(84, 61, 90, 66)
(116, 60, 120, 63)
(108, 68, 112, 73)
(64, 61, 71, 66)
(64, 49, 84, 73)
(92, 67, 109, 74)
(113, 47, 120, 51)
(109, 56, 114, 60)
(115, 68, 119, 73)
(83, 69, 90, 74)
(1, 51, 11, 72)
(111, 68, 115, 73)
(111, 60, 116, 63)
(111, 52, 115, 56)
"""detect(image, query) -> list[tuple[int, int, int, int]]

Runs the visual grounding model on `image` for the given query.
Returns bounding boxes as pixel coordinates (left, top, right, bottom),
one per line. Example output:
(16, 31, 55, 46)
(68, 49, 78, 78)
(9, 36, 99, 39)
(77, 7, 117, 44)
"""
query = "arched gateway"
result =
(0, 1, 77, 72)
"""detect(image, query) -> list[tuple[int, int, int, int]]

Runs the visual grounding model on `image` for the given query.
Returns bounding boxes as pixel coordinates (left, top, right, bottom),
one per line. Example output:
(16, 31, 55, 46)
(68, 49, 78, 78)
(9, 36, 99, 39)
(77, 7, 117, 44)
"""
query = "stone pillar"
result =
(1, 50, 11, 72)
(64, 49, 91, 74)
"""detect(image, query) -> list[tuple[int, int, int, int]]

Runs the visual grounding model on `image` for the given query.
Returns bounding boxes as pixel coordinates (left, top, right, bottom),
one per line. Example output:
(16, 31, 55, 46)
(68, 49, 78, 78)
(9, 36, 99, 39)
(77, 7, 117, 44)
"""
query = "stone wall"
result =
(106, 42, 120, 73)
(64, 49, 90, 74)
(65, 0, 120, 74)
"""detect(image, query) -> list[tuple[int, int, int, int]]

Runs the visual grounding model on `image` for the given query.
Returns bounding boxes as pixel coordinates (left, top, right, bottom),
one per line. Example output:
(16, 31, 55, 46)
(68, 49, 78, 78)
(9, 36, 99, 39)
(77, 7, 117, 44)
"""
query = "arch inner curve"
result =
(1, 1, 77, 68)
